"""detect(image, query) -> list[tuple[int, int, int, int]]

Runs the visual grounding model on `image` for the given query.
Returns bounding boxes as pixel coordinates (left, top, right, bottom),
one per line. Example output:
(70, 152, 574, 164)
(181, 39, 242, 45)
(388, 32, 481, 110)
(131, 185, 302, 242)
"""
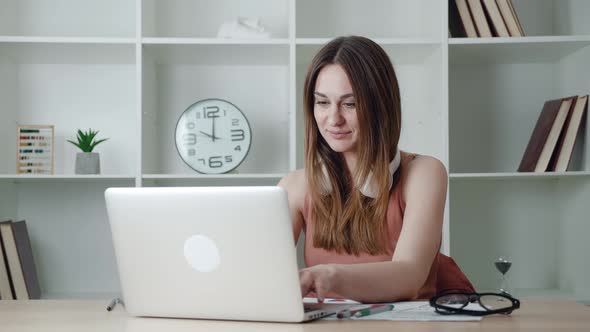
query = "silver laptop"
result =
(104, 186, 351, 322)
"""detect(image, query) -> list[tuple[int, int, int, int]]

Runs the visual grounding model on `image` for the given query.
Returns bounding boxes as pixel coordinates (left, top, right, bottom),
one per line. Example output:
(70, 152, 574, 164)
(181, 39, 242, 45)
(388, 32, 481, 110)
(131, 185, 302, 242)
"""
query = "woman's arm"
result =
(277, 169, 306, 244)
(299, 156, 447, 302)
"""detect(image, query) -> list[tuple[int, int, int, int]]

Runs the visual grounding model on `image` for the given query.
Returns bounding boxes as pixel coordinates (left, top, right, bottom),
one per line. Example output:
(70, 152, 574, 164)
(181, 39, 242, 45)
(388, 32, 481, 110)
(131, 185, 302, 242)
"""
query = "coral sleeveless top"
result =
(302, 153, 475, 300)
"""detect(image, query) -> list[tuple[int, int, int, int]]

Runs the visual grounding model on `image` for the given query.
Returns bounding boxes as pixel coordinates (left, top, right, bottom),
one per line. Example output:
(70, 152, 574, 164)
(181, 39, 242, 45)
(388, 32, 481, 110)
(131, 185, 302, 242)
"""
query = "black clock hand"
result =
(199, 131, 223, 140)
(212, 116, 216, 142)
(199, 131, 213, 140)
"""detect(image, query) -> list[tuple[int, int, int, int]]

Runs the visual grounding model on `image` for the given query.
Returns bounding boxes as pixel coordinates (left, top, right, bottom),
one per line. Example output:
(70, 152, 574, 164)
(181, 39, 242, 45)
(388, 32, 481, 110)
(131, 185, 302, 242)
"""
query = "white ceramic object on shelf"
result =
(217, 17, 271, 39)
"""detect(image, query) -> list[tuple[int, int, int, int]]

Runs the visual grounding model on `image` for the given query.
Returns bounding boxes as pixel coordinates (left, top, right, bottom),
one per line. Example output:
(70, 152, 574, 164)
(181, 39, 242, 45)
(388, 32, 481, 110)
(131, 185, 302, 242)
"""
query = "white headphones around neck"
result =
(320, 149, 401, 198)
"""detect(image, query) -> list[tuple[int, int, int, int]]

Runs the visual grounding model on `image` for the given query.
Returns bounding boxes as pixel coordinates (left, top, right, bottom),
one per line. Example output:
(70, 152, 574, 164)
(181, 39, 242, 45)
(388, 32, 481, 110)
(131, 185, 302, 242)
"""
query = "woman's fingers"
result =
(314, 277, 328, 303)
(299, 267, 331, 302)
(299, 269, 313, 297)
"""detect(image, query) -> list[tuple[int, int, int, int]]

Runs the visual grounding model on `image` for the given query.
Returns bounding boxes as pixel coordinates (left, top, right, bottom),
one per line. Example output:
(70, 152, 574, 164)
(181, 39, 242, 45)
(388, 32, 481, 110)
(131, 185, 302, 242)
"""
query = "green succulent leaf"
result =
(67, 128, 109, 152)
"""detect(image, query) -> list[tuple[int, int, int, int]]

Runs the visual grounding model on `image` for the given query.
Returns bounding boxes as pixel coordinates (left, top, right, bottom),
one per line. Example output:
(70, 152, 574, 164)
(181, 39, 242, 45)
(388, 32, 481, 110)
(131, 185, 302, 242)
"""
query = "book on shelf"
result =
(0, 220, 41, 300)
(449, 0, 524, 38)
(449, 0, 478, 37)
(482, 0, 510, 37)
(518, 96, 577, 172)
(496, 0, 525, 36)
(466, 0, 493, 37)
(549, 95, 589, 172)
(0, 220, 15, 300)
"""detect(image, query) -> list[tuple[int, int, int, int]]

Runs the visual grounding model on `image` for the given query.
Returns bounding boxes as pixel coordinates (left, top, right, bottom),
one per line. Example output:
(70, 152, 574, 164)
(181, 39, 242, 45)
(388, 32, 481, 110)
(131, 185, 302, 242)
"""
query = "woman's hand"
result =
(299, 264, 338, 302)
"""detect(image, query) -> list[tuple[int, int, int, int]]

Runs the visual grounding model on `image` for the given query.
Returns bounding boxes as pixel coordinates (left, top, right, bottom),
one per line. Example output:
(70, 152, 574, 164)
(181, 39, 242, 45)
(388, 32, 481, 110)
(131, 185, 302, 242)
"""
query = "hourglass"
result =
(494, 256, 512, 295)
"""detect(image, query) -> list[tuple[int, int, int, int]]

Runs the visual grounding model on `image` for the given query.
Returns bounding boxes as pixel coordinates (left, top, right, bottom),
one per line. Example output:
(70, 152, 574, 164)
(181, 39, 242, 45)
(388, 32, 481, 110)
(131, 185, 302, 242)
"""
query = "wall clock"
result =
(175, 99, 252, 174)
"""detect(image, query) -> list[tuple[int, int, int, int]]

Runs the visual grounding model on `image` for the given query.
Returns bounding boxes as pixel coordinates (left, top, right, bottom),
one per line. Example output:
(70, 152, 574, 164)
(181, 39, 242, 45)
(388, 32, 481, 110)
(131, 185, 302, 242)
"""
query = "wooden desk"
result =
(1, 300, 588, 331)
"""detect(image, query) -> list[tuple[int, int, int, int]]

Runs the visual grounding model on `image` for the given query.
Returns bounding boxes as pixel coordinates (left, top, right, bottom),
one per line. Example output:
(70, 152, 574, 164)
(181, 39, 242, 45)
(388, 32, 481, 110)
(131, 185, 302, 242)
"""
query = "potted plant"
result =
(67, 129, 109, 174)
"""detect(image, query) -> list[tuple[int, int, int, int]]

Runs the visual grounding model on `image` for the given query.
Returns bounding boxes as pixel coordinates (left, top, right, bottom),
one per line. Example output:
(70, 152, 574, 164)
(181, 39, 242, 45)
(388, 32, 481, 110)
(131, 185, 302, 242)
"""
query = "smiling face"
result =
(313, 64, 359, 155)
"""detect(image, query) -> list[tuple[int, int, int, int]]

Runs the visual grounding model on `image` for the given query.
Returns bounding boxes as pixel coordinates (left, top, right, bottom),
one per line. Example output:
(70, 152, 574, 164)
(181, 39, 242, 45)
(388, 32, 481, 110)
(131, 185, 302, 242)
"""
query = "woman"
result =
(278, 36, 474, 303)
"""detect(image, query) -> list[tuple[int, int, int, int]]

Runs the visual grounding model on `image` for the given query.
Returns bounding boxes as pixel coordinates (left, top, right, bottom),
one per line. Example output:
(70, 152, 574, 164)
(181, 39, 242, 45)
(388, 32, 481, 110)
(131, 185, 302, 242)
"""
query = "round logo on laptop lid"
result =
(183, 235, 220, 272)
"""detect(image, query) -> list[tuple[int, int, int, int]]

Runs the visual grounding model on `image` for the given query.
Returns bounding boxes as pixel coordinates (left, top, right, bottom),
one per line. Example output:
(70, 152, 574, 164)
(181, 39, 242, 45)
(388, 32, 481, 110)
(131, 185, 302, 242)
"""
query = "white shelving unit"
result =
(0, 0, 589, 301)
(448, 0, 590, 302)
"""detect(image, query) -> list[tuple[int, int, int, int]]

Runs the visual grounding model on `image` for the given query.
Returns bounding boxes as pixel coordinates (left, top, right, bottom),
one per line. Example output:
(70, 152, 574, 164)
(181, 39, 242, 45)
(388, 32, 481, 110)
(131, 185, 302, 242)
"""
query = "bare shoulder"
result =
(405, 154, 447, 179)
(277, 169, 308, 211)
(402, 153, 448, 196)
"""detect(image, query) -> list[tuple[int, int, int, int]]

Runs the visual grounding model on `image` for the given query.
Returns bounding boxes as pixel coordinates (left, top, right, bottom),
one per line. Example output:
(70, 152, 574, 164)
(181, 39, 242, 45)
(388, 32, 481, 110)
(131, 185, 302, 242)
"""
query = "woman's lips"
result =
(327, 130, 351, 139)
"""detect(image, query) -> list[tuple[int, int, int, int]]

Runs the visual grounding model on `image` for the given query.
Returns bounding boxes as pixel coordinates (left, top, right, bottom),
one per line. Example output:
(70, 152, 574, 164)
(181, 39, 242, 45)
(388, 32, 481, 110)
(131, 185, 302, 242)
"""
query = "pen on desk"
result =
(353, 304, 394, 318)
(337, 303, 390, 319)
(106, 298, 122, 311)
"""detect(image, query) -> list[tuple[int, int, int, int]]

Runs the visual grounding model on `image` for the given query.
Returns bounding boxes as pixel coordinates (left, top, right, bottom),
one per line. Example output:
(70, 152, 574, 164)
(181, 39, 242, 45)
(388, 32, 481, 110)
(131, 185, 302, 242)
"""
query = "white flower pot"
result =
(75, 152, 101, 174)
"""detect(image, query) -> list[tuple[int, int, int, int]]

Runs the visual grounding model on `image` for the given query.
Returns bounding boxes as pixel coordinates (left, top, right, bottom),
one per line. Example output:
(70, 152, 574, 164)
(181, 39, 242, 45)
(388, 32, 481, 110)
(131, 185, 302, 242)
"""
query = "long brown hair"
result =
(304, 36, 402, 255)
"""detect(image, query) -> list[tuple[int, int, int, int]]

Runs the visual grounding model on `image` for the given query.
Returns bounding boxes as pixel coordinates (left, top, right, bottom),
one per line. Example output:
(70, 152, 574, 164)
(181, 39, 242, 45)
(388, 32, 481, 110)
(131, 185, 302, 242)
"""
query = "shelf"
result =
(142, 43, 290, 175)
(449, 38, 590, 173)
(450, 172, 590, 180)
(142, 37, 290, 45)
(0, 42, 137, 176)
(0, 0, 135, 38)
(142, 0, 289, 39)
(449, 178, 590, 295)
(297, 42, 442, 65)
(449, 35, 590, 45)
(0, 36, 136, 44)
(143, 174, 284, 180)
(0, 42, 135, 64)
(142, 43, 289, 65)
(0, 175, 136, 184)
(296, 0, 441, 40)
(508, 0, 590, 37)
(142, 174, 283, 187)
(449, 37, 590, 64)
(5, 182, 122, 297)
(296, 38, 441, 45)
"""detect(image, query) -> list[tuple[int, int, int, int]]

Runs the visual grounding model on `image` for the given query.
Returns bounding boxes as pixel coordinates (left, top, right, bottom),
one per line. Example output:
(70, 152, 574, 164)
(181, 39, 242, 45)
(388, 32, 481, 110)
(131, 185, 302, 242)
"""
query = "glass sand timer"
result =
(494, 256, 512, 295)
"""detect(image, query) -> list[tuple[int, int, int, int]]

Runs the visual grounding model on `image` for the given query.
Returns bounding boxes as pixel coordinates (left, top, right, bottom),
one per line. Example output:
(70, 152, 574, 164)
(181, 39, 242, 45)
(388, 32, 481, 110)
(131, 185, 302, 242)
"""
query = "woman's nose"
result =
(327, 104, 344, 126)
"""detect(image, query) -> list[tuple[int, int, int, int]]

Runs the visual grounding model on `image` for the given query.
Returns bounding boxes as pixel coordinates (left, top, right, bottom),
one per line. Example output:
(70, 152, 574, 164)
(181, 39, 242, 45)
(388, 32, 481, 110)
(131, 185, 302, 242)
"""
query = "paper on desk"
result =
(303, 297, 360, 304)
(321, 301, 483, 321)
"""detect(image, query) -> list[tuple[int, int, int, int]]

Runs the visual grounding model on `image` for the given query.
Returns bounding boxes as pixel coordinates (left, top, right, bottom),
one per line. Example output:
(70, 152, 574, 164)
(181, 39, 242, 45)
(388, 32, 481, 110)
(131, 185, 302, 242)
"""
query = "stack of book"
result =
(518, 95, 589, 172)
(449, 0, 525, 38)
(0, 220, 41, 300)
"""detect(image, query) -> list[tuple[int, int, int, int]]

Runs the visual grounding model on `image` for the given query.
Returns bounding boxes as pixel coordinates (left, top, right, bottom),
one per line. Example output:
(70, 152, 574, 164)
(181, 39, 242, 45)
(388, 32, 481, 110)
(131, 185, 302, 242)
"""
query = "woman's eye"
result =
(315, 100, 329, 106)
(342, 102, 356, 109)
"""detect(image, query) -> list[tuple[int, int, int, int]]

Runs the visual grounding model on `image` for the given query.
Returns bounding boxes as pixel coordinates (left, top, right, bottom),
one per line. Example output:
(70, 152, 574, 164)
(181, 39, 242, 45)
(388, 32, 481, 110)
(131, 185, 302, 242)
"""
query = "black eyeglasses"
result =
(430, 292, 520, 316)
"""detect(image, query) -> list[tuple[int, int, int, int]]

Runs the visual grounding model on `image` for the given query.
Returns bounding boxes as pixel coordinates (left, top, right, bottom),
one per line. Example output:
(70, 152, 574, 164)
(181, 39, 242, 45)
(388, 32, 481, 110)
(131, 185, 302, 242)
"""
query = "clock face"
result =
(175, 99, 252, 174)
